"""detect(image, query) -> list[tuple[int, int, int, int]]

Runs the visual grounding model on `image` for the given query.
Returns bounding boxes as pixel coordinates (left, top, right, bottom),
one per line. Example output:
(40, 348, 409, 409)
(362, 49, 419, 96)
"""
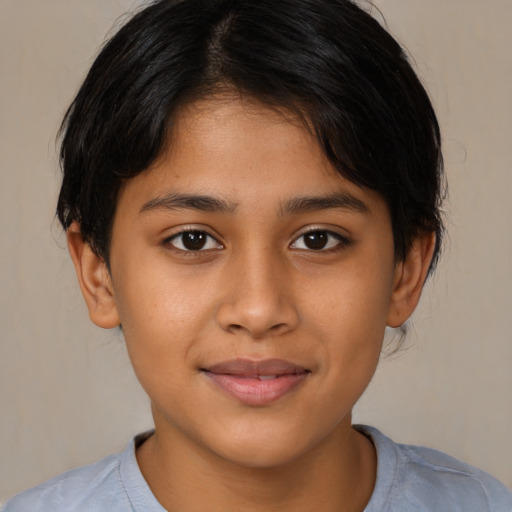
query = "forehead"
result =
(167, 95, 324, 178)
(116, 95, 387, 218)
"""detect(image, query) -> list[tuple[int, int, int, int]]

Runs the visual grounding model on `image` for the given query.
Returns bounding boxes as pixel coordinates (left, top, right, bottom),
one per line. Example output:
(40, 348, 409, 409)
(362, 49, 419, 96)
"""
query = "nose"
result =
(216, 250, 299, 339)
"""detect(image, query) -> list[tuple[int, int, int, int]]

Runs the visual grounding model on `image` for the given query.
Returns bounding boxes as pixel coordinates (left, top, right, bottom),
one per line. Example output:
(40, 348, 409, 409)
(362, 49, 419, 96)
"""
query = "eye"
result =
(291, 230, 348, 251)
(166, 230, 222, 252)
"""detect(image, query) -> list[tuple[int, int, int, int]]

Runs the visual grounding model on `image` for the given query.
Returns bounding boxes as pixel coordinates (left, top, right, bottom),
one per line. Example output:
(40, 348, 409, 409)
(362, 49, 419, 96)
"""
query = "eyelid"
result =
(163, 225, 224, 252)
(290, 226, 351, 251)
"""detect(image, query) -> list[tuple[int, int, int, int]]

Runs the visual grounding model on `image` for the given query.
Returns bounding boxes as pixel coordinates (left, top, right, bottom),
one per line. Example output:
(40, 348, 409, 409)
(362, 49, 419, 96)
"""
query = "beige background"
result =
(1, 0, 511, 503)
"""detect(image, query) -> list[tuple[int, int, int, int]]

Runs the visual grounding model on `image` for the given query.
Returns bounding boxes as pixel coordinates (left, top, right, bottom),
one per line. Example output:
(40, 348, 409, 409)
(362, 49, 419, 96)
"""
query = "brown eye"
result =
(291, 230, 349, 251)
(167, 230, 221, 251)
(303, 231, 329, 250)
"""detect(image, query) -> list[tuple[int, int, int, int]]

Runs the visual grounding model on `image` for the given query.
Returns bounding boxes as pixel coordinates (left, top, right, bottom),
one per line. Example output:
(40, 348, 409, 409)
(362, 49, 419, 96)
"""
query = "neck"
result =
(136, 415, 376, 512)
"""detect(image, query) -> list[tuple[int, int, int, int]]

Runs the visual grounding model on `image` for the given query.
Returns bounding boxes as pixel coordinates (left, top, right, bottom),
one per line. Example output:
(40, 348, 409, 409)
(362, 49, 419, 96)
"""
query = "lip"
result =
(201, 358, 310, 406)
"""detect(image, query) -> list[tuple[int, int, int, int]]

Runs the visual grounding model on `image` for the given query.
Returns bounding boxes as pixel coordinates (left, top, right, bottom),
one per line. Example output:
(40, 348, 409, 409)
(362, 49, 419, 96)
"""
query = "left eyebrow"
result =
(140, 193, 238, 214)
(279, 193, 370, 216)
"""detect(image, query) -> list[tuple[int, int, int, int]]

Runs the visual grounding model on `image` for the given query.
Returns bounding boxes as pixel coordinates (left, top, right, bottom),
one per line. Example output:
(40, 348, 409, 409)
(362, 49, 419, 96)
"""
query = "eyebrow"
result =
(140, 193, 237, 214)
(279, 193, 369, 216)
(139, 191, 369, 216)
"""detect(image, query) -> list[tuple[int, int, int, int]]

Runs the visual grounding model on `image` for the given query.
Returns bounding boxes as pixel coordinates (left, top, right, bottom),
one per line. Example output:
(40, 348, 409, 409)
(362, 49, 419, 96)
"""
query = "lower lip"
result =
(203, 372, 308, 406)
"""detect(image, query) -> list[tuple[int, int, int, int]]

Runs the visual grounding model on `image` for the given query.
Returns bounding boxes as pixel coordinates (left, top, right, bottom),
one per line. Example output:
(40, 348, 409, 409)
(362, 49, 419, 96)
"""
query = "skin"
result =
(68, 95, 435, 512)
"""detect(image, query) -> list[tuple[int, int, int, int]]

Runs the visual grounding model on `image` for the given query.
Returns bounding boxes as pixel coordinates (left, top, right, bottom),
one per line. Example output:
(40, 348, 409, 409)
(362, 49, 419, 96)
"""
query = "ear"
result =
(387, 232, 436, 328)
(67, 222, 121, 329)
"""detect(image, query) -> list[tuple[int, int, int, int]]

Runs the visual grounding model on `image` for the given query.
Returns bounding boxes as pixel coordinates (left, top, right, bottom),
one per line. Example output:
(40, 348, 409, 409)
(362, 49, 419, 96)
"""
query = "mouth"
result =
(201, 358, 310, 406)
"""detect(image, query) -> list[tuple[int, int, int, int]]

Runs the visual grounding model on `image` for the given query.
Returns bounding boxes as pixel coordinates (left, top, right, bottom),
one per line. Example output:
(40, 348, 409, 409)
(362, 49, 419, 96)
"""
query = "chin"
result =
(206, 423, 324, 470)
(220, 443, 305, 470)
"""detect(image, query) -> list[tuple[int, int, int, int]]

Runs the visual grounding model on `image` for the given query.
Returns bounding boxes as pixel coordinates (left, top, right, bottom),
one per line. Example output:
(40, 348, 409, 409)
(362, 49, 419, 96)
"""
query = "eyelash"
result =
(164, 230, 223, 254)
(290, 229, 351, 252)
(163, 228, 351, 255)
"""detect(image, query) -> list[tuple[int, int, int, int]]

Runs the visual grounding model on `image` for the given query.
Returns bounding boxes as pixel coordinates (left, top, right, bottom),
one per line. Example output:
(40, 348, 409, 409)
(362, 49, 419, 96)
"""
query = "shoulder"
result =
(357, 425, 512, 512)
(3, 444, 131, 512)
(397, 443, 512, 511)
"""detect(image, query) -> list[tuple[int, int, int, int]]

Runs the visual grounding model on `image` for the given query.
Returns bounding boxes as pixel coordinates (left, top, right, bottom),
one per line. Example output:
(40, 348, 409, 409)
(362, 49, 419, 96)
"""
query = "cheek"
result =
(111, 259, 228, 390)
(302, 258, 394, 337)
(300, 259, 393, 386)
(112, 272, 195, 371)
(307, 304, 384, 432)
(114, 255, 212, 329)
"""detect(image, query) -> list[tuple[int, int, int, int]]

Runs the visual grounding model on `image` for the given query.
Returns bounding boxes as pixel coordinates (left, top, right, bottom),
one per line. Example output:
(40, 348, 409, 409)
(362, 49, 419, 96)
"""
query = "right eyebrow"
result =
(139, 193, 238, 215)
(279, 193, 370, 216)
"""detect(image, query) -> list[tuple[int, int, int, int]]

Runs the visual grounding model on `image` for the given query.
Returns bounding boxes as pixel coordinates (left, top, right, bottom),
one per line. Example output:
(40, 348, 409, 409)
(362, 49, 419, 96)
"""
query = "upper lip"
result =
(202, 358, 309, 377)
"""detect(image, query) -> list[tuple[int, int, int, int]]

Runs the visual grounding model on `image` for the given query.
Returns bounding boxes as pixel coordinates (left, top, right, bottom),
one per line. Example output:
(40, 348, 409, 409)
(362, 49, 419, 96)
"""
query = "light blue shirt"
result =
(4, 426, 512, 511)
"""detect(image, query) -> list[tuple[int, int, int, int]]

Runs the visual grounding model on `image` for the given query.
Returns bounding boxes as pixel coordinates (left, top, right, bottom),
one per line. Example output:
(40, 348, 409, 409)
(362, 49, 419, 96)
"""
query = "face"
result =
(107, 96, 400, 468)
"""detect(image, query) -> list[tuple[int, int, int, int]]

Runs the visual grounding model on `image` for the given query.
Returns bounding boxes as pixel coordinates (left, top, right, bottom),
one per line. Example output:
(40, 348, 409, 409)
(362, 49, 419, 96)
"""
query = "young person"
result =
(4, 0, 511, 510)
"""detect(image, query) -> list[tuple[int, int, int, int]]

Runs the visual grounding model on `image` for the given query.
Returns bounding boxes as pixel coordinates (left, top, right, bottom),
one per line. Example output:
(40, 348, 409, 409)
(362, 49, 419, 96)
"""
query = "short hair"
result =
(57, 0, 445, 271)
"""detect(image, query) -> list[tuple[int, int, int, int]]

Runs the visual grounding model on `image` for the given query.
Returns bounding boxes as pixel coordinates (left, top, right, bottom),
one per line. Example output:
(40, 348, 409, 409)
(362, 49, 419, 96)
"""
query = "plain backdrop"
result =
(1, 0, 511, 503)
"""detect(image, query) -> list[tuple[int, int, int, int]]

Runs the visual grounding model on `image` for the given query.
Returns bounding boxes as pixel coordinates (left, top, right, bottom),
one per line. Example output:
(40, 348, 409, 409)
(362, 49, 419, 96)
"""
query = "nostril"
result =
(270, 323, 287, 333)
(216, 293, 299, 338)
(226, 323, 244, 334)
(226, 322, 289, 337)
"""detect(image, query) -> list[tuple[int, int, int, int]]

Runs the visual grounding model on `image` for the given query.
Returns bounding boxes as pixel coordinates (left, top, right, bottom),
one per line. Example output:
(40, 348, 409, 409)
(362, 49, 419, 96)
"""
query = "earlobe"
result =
(387, 232, 436, 328)
(67, 222, 121, 329)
